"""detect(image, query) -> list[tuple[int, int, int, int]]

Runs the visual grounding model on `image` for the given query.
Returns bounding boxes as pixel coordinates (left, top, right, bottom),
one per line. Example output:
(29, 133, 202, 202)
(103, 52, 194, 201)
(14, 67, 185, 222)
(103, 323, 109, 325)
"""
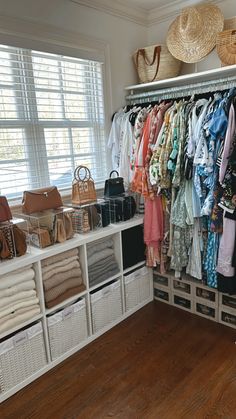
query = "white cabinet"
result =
(0, 216, 153, 402)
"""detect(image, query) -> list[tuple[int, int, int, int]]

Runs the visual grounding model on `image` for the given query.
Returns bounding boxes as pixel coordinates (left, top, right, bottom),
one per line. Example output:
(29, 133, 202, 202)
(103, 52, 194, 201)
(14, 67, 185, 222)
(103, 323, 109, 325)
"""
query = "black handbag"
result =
(104, 170, 125, 197)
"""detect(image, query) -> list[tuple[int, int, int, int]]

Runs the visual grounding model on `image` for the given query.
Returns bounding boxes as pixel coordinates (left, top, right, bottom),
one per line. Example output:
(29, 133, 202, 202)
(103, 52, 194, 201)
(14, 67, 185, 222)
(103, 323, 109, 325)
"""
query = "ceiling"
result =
(117, 0, 169, 11)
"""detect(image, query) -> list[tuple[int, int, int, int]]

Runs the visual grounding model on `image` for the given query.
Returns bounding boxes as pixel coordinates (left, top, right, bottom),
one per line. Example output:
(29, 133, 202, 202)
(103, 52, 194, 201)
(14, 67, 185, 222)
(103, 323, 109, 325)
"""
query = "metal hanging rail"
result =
(125, 73, 236, 104)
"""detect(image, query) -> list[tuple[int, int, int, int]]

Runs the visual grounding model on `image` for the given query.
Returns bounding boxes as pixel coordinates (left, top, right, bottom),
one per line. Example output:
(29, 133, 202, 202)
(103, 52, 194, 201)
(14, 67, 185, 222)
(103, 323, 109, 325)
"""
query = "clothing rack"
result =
(125, 74, 236, 104)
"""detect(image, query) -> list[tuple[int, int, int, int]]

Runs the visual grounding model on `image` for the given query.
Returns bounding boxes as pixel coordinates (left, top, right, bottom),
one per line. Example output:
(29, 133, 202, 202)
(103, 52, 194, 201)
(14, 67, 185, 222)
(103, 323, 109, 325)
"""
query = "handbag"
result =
(72, 166, 97, 205)
(22, 186, 63, 214)
(104, 171, 125, 198)
(132, 44, 181, 84)
(0, 196, 12, 222)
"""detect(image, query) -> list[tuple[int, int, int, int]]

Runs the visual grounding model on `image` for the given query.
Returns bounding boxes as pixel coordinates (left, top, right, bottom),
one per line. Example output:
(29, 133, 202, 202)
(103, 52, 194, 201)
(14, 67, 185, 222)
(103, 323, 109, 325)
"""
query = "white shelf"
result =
(125, 64, 236, 93)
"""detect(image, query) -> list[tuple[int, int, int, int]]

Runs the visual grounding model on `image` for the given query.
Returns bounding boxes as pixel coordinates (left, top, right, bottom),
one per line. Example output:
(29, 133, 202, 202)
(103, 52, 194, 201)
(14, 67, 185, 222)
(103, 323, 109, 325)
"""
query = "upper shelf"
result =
(125, 64, 236, 93)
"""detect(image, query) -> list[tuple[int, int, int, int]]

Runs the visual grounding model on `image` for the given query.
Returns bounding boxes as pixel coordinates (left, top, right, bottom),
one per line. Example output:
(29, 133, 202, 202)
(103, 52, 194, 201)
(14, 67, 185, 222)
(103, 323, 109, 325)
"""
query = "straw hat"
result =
(166, 4, 224, 63)
(216, 29, 236, 66)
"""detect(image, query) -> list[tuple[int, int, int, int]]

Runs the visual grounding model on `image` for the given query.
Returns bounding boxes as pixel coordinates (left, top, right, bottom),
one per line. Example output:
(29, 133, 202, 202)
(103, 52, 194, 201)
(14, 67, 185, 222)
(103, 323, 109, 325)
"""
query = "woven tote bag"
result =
(72, 166, 97, 205)
(133, 44, 181, 83)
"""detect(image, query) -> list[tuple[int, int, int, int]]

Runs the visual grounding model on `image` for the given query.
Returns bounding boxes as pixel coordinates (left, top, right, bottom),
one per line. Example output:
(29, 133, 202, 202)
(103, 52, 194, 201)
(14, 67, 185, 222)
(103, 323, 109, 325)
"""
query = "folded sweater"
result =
(88, 255, 118, 275)
(41, 248, 78, 268)
(0, 297, 39, 320)
(42, 259, 81, 281)
(0, 268, 35, 290)
(0, 305, 41, 334)
(43, 267, 82, 291)
(46, 284, 86, 309)
(89, 266, 120, 286)
(87, 238, 113, 259)
(42, 255, 80, 276)
(87, 248, 114, 267)
(0, 289, 37, 310)
(44, 276, 83, 303)
(0, 280, 35, 299)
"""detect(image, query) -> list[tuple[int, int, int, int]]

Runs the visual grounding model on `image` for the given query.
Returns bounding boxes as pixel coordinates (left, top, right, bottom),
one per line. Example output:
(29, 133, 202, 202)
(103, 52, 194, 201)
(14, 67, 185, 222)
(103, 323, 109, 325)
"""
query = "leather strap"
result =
(136, 45, 161, 82)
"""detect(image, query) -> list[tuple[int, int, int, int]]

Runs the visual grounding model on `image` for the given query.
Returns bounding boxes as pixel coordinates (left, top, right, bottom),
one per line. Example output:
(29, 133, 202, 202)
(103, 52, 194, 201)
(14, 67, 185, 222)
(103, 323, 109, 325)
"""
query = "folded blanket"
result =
(0, 268, 35, 290)
(0, 305, 41, 334)
(42, 255, 80, 276)
(41, 248, 78, 267)
(0, 280, 35, 299)
(46, 284, 86, 308)
(0, 297, 39, 319)
(87, 238, 113, 259)
(42, 259, 81, 281)
(89, 264, 119, 284)
(0, 289, 37, 310)
(44, 276, 83, 303)
(43, 267, 82, 291)
(89, 267, 120, 287)
(87, 248, 114, 267)
(88, 255, 118, 275)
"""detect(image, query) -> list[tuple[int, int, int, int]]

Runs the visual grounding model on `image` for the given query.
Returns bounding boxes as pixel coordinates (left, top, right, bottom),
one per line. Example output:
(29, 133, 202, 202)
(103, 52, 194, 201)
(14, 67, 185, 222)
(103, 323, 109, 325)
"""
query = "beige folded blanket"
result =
(43, 267, 82, 291)
(42, 259, 81, 281)
(46, 284, 86, 309)
(0, 305, 41, 334)
(0, 297, 39, 319)
(41, 248, 78, 267)
(42, 255, 80, 276)
(0, 268, 35, 290)
(0, 280, 35, 299)
(0, 289, 37, 310)
(44, 276, 83, 303)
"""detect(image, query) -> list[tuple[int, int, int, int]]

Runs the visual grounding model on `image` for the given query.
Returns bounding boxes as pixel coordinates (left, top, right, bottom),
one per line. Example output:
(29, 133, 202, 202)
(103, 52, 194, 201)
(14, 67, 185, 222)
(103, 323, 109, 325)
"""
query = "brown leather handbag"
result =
(22, 186, 63, 214)
(0, 196, 12, 222)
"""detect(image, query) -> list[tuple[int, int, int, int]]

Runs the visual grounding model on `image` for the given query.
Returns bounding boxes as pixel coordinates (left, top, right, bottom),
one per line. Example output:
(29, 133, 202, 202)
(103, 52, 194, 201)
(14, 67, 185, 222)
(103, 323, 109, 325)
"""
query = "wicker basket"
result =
(124, 266, 150, 311)
(90, 280, 122, 333)
(47, 299, 88, 360)
(0, 322, 47, 393)
(216, 29, 236, 66)
(133, 44, 182, 84)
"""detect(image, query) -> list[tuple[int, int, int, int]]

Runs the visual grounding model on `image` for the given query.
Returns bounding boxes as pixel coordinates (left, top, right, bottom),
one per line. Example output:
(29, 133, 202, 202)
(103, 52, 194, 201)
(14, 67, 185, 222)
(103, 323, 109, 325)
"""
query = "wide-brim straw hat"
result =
(166, 4, 224, 63)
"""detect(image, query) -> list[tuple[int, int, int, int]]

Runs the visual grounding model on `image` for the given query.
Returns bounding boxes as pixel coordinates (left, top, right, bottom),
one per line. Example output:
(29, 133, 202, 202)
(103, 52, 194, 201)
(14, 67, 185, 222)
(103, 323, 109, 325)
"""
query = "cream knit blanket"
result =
(0, 280, 35, 299)
(0, 297, 39, 319)
(0, 268, 35, 290)
(0, 289, 37, 310)
(0, 305, 41, 334)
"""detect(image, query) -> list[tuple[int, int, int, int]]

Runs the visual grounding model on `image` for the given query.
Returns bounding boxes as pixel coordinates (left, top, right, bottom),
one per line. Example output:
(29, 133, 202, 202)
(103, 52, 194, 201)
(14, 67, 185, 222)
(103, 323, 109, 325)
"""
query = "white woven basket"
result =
(47, 298, 88, 361)
(124, 266, 150, 311)
(90, 280, 122, 333)
(133, 44, 182, 84)
(0, 322, 47, 393)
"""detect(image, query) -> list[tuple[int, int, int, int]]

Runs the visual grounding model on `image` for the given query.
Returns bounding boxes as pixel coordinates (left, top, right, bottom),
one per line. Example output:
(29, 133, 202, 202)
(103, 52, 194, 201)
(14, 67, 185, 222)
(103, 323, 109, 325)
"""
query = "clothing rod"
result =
(125, 74, 236, 103)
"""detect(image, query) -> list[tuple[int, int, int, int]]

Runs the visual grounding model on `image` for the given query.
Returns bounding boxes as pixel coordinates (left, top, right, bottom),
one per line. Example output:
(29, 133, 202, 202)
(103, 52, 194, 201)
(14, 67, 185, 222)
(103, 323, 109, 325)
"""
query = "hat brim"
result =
(166, 4, 224, 63)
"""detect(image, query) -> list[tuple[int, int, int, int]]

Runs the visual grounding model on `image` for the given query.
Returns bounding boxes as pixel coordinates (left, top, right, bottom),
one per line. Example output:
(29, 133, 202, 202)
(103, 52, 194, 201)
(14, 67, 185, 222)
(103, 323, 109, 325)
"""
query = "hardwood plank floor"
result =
(1, 301, 236, 419)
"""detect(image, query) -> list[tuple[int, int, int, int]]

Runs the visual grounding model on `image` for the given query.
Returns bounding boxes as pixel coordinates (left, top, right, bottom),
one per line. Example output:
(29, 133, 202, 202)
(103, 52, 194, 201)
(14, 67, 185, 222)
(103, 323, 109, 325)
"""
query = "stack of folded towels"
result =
(0, 265, 40, 334)
(87, 238, 120, 287)
(42, 248, 85, 308)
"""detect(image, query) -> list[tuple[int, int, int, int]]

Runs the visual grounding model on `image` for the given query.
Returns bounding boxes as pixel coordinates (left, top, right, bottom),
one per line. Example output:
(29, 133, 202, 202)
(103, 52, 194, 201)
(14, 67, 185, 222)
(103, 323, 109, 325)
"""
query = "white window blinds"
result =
(0, 44, 107, 200)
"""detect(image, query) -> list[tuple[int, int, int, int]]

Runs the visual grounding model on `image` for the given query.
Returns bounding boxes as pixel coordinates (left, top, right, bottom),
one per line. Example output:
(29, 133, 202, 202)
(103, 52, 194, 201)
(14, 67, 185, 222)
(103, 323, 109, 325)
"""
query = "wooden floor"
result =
(1, 301, 236, 419)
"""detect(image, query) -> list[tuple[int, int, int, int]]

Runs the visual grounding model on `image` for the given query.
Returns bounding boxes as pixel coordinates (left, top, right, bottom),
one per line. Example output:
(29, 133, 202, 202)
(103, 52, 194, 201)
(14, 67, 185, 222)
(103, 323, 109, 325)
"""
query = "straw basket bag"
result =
(72, 165, 97, 205)
(133, 44, 182, 84)
(216, 29, 236, 66)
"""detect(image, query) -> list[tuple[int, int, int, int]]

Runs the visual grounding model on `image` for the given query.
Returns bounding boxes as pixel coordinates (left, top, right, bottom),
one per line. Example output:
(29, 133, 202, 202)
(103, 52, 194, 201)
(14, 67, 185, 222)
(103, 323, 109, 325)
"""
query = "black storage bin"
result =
(122, 225, 145, 269)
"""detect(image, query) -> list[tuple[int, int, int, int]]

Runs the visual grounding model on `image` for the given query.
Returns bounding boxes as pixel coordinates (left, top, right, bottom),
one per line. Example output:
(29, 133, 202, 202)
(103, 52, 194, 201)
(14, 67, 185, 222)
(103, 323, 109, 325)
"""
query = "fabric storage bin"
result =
(47, 298, 88, 360)
(124, 266, 150, 311)
(154, 287, 171, 304)
(90, 280, 122, 333)
(172, 279, 192, 296)
(153, 272, 170, 289)
(172, 293, 193, 312)
(194, 301, 218, 322)
(219, 294, 236, 311)
(0, 322, 47, 394)
(219, 308, 236, 329)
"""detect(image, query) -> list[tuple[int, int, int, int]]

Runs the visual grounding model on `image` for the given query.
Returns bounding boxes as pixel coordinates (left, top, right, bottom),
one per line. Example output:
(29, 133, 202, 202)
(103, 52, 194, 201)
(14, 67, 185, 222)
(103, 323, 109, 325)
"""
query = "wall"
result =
(147, 0, 236, 75)
(0, 0, 147, 115)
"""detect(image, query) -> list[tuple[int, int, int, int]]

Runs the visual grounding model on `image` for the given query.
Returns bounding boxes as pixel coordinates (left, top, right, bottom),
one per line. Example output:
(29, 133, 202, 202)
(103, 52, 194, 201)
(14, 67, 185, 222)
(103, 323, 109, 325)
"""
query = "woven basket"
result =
(133, 44, 182, 84)
(216, 29, 236, 66)
(124, 266, 150, 311)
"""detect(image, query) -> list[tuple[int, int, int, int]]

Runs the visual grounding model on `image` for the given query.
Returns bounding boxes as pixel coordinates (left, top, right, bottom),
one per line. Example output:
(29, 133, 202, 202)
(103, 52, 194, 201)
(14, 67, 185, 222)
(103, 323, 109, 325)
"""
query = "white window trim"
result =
(0, 14, 113, 205)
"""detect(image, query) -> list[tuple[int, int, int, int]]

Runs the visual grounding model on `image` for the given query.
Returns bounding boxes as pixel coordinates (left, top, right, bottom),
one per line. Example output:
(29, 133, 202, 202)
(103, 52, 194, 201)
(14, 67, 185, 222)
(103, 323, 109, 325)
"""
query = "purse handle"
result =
(135, 45, 161, 83)
(109, 170, 120, 178)
(74, 166, 93, 182)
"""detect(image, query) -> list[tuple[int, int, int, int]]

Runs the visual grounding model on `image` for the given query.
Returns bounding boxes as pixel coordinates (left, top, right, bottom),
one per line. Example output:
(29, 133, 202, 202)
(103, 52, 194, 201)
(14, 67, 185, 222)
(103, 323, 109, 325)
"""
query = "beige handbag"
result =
(72, 166, 97, 205)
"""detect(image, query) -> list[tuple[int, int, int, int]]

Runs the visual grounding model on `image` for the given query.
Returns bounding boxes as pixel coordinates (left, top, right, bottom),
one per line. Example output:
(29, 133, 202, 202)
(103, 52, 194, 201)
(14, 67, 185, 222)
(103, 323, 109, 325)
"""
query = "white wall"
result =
(147, 0, 236, 75)
(0, 0, 147, 115)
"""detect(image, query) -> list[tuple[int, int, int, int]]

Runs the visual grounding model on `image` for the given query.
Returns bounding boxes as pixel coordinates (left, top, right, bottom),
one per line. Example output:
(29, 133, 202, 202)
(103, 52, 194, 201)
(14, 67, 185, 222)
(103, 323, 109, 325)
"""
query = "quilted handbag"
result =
(22, 186, 63, 214)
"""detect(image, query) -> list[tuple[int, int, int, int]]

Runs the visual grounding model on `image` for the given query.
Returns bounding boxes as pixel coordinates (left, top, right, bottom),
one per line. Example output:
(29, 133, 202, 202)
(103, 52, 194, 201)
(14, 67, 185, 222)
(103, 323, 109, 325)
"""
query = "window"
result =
(0, 44, 107, 200)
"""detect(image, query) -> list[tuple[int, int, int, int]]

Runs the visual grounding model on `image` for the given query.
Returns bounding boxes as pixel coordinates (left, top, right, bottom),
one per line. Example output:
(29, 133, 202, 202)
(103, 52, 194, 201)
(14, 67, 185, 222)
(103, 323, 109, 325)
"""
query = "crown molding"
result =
(148, 0, 225, 26)
(69, 0, 148, 26)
